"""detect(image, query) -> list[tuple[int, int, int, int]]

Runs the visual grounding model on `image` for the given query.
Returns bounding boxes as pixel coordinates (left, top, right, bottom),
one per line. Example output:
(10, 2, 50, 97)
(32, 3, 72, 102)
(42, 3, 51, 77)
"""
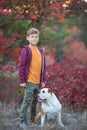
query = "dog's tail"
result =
(34, 109, 44, 123)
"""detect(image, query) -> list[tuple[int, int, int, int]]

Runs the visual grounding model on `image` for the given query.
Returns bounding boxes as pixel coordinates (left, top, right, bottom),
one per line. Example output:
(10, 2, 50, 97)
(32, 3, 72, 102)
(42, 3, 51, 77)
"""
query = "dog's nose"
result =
(38, 93, 40, 97)
(37, 94, 40, 100)
(37, 96, 40, 99)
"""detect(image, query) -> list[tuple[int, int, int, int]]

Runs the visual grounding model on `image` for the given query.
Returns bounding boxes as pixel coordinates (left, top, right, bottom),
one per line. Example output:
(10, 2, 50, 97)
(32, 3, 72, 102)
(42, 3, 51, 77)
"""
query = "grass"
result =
(0, 102, 87, 130)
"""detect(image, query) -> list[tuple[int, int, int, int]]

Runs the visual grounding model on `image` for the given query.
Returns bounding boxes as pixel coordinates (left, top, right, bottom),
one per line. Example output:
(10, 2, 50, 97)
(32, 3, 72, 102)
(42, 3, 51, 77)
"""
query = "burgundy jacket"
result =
(18, 45, 46, 84)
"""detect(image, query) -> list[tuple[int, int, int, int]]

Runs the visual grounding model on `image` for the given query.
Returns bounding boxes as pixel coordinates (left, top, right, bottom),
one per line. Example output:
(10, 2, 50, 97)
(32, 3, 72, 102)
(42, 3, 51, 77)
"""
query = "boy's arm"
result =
(39, 48, 46, 88)
(18, 47, 27, 85)
(41, 56, 46, 88)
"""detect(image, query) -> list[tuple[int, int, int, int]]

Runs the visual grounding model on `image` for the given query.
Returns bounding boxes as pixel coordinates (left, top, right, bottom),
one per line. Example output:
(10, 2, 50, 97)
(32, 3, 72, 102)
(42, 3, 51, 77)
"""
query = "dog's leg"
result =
(56, 111, 64, 127)
(34, 109, 44, 123)
(40, 114, 45, 127)
(34, 112, 42, 123)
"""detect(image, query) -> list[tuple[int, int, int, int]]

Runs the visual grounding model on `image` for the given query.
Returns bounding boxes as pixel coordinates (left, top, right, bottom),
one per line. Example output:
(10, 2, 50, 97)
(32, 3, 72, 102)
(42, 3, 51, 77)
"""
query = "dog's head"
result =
(38, 88, 52, 103)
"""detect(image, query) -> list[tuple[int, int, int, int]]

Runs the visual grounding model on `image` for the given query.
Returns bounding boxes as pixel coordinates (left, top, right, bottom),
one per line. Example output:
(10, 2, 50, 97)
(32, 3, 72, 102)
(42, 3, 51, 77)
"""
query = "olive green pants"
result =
(20, 82, 39, 123)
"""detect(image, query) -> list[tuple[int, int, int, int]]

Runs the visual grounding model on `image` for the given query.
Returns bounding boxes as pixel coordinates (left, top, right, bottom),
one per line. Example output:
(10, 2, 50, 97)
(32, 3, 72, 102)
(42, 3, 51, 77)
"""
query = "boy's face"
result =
(26, 33, 39, 46)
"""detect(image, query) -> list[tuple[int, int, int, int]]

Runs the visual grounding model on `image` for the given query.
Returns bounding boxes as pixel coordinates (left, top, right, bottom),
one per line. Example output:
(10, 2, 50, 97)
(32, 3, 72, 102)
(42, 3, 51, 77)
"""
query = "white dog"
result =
(34, 88, 64, 127)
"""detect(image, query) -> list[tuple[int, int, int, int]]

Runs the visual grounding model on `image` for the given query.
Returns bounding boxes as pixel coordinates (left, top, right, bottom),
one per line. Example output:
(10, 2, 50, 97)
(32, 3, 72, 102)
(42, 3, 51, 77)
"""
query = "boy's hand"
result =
(20, 83, 27, 89)
(41, 82, 45, 88)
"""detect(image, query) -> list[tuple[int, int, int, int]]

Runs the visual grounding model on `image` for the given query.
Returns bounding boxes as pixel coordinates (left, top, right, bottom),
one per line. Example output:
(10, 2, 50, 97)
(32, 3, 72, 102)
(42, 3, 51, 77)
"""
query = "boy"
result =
(18, 28, 46, 128)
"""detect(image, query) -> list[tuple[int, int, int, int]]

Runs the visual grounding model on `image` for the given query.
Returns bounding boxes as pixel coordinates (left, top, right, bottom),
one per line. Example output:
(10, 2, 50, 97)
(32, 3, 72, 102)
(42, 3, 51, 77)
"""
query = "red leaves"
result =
(0, 7, 6, 15)
(0, 38, 15, 45)
(0, 1, 65, 23)
(0, 37, 16, 56)
(14, 34, 21, 40)
(0, 7, 12, 15)
(29, 12, 37, 20)
(4, 48, 10, 55)
(11, 47, 21, 67)
(50, 2, 60, 10)
(0, 93, 3, 100)
(45, 59, 87, 111)
(0, 65, 3, 71)
(14, 14, 24, 19)
(0, 0, 7, 7)
(4, 65, 14, 72)
(0, 65, 15, 72)
(64, 40, 87, 65)
(0, 35, 21, 57)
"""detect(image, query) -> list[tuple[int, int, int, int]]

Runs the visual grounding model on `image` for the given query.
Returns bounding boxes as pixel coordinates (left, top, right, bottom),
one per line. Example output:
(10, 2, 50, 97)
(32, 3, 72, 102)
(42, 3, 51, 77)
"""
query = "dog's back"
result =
(41, 92, 61, 113)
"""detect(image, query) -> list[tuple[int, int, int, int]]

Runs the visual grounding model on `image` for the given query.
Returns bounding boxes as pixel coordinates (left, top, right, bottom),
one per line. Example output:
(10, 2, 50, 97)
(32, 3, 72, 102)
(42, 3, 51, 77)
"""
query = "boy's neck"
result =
(29, 44, 37, 48)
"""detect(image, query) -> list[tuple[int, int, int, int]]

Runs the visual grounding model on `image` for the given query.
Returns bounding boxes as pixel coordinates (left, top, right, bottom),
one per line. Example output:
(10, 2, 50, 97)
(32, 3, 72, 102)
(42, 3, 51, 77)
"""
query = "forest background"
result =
(0, 0, 87, 115)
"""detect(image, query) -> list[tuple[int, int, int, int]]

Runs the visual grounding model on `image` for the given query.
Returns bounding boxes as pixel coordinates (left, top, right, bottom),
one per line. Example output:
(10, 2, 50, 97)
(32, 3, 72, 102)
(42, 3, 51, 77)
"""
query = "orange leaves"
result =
(58, 14, 65, 23)
(50, 12, 57, 17)
(50, 2, 61, 17)
(49, 2, 65, 23)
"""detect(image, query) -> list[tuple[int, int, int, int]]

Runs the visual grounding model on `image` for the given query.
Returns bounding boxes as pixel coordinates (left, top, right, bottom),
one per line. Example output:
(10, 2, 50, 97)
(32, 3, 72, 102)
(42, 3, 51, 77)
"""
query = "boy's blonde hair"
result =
(27, 28, 39, 36)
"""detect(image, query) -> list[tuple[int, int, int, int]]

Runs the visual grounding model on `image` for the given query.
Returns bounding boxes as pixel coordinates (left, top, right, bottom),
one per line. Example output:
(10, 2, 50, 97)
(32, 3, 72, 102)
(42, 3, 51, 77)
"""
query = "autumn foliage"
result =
(0, 0, 65, 65)
(0, 0, 87, 112)
(0, 59, 87, 111)
(0, 0, 65, 20)
(64, 40, 87, 65)
(45, 59, 87, 111)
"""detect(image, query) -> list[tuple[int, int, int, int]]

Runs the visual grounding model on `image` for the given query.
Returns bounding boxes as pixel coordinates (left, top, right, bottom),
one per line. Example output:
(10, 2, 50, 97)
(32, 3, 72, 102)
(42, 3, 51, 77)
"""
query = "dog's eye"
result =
(42, 90, 45, 93)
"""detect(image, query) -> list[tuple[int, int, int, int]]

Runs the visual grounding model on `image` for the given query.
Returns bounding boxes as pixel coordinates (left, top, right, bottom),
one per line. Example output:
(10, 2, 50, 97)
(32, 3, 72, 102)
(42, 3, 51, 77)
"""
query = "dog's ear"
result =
(48, 88, 52, 95)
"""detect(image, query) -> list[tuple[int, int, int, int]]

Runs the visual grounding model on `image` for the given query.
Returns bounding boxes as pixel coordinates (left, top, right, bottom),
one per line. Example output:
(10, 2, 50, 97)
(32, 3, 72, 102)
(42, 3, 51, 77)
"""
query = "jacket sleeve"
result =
(43, 56, 46, 82)
(18, 48, 27, 83)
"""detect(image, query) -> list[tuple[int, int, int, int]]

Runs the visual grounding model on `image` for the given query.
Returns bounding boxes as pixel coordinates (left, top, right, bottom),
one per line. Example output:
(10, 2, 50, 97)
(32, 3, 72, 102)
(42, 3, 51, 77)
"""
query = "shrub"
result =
(0, 59, 87, 111)
(45, 59, 87, 111)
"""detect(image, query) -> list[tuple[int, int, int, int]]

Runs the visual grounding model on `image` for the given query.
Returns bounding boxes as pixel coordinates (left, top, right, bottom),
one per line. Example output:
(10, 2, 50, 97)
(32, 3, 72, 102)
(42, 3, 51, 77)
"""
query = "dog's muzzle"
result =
(38, 93, 47, 102)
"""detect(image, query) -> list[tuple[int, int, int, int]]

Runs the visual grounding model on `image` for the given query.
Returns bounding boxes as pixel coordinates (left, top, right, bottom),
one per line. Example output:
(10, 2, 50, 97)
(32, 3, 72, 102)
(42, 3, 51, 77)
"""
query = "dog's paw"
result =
(57, 124, 65, 129)
(39, 124, 44, 127)
(58, 122, 65, 128)
(62, 126, 67, 130)
(61, 124, 65, 127)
